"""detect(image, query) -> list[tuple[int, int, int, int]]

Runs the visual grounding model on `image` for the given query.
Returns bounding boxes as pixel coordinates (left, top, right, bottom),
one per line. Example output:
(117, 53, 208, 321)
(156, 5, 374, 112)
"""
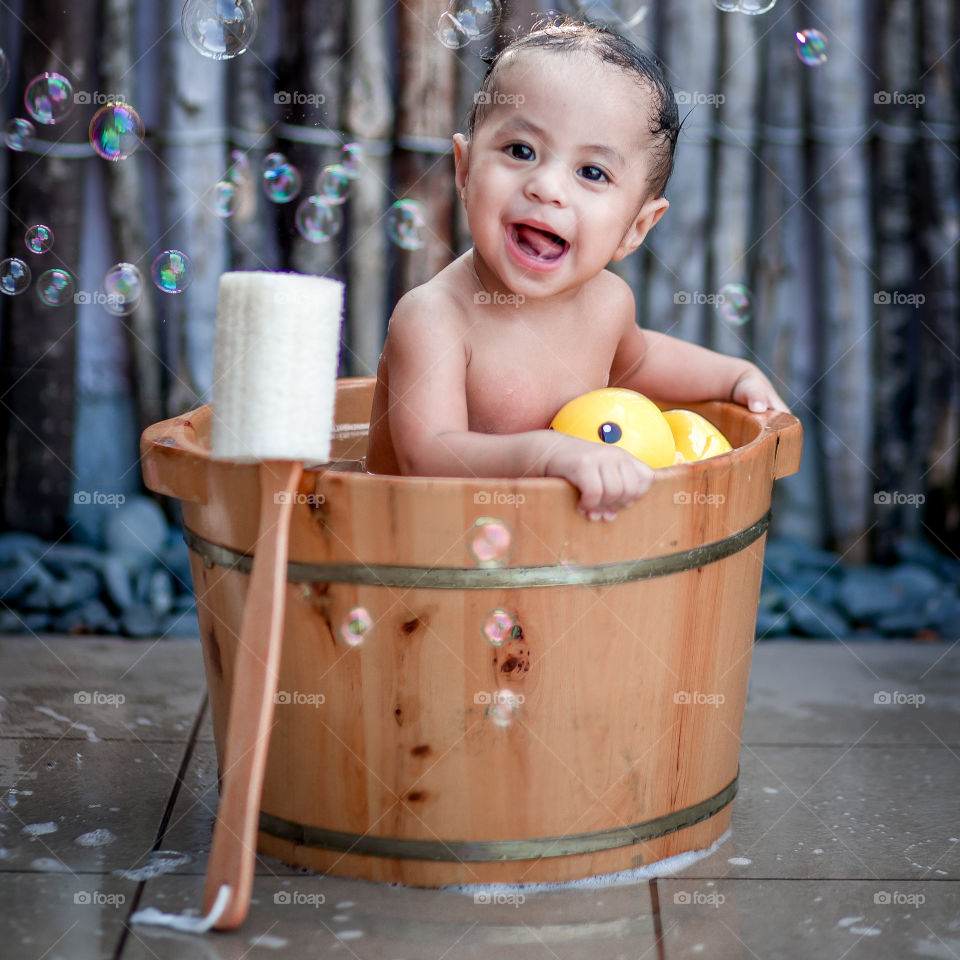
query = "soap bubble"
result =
(263, 162, 302, 203)
(227, 150, 249, 183)
(0, 50, 9, 93)
(487, 689, 523, 728)
(151, 250, 192, 293)
(0, 258, 31, 296)
(316, 164, 351, 204)
(436, 0, 501, 49)
(211, 180, 237, 217)
(482, 608, 518, 646)
(468, 517, 512, 567)
(24, 73, 74, 125)
(37, 269, 75, 306)
(796, 29, 828, 66)
(181, 0, 259, 61)
(386, 199, 427, 251)
(713, 0, 739, 9)
(339, 607, 373, 647)
(89, 103, 144, 161)
(341, 142, 363, 179)
(568, 0, 647, 28)
(717, 283, 752, 326)
(263, 152, 287, 173)
(738, 0, 777, 13)
(4, 118, 36, 152)
(25, 224, 54, 254)
(102, 262, 143, 316)
(295, 196, 342, 243)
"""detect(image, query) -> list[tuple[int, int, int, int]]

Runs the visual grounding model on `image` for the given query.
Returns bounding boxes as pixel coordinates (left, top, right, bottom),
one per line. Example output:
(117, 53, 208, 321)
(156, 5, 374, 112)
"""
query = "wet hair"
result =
(465, 14, 680, 199)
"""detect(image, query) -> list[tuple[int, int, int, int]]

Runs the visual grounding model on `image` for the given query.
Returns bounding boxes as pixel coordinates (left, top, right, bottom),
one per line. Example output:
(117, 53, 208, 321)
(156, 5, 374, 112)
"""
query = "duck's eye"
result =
(598, 422, 622, 443)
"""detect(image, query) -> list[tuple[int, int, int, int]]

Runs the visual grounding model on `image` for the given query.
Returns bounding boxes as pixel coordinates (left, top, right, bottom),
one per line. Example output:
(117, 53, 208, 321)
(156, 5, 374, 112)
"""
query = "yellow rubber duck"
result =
(550, 388, 676, 468)
(663, 409, 732, 463)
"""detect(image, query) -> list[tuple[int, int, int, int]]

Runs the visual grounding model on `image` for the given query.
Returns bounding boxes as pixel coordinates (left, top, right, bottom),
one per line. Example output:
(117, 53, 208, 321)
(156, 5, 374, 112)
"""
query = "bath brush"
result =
(205, 271, 343, 929)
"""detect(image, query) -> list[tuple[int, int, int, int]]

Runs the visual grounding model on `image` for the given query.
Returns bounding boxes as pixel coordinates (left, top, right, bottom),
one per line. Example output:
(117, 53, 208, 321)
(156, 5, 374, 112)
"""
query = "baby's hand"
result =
(544, 436, 654, 522)
(730, 365, 790, 414)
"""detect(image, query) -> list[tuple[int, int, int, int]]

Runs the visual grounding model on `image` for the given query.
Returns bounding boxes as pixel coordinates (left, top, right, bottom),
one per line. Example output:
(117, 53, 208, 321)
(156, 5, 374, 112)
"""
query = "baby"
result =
(365, 15, 788, 520)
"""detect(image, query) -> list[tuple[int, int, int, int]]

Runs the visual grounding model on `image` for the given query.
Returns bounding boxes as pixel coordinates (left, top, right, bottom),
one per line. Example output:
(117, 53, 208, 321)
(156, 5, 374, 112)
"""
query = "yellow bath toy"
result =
(663, 409, 732, 463)
(550, 388, 676, 468)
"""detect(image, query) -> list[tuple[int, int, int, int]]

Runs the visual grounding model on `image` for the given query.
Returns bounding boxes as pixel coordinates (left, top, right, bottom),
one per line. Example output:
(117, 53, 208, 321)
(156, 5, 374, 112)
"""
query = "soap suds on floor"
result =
(34, 706, 100, 743)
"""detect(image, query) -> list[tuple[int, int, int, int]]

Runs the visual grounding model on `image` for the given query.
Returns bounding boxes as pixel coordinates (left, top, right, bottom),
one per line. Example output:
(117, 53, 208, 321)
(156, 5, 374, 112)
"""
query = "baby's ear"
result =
(612, 197, 669, 260)
(453, 134, 470, 199)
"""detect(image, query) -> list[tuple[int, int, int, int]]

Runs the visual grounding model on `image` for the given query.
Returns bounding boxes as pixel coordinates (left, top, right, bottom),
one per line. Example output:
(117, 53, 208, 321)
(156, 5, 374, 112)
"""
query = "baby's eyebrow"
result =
(497, 116, 626, 169)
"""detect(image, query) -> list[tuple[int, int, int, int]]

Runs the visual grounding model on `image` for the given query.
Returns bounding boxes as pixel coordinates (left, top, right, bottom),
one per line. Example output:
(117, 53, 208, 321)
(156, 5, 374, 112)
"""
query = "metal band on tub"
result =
(256, 769, 738, 861)
(182, 510, 769, 589)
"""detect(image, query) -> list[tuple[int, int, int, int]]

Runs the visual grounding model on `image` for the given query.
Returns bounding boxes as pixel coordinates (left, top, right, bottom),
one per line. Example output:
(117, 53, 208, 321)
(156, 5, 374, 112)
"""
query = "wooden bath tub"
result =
(141, 376, 801, 887)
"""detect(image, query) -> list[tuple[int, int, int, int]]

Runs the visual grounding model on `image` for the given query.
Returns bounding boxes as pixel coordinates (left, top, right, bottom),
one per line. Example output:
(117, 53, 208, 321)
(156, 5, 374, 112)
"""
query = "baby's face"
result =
(454, 49, 668, 300)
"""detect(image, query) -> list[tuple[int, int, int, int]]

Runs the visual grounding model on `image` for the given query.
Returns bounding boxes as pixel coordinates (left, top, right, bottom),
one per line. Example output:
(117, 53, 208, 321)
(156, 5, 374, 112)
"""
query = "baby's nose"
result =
(523, 162, 567, 206)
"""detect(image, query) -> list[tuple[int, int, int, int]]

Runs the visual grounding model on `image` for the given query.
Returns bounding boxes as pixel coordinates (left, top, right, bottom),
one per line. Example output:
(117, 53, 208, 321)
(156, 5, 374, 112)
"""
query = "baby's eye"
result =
(580, 165, 609, 183)
(507, 142, 534, 161)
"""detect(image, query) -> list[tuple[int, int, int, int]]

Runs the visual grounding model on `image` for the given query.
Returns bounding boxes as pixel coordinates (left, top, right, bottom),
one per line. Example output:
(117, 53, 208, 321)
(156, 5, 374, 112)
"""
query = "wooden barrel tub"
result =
(141, 376, 802, 888)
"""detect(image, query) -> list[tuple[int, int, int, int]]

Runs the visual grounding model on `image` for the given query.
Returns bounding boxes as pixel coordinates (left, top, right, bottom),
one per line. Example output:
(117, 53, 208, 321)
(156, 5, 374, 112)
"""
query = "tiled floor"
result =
(1, 635, 957, 959)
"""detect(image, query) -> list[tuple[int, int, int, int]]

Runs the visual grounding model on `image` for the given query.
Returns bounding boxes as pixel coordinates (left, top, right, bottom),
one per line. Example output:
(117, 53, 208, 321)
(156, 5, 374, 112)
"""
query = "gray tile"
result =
(658, 878, 960, 960)
(744, 641, 960, 745)
(0, 738, 183, 875)
(0, 636, 207, 742)
(678, 746, 960, 880)
(124, 872, 658, 959)
(0, 871, 136, 960)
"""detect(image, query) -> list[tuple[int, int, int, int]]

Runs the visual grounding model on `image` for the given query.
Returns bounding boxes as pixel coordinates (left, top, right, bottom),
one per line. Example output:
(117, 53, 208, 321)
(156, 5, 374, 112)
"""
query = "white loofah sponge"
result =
(211, 271, 344, 463)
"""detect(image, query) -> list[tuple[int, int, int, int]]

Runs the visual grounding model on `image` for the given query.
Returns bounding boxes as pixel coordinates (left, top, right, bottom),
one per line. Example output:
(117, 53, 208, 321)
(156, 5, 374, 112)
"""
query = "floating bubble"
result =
(436, 12, 470, 49)
(712, 0, 740, 10)
(482, 608, 518, 646)
(717, 283, 752, 326)
(341, 142, 363, 179)
(316, 164, 352, 205)
(386, 199, 427, 250)
(487, 689, 523, 728)
(151, 250, 192, 293)
(468, 517, 512, 567)
(227, 150, 249, 183)
(263, 162, 302, 203)
(24, 73, 74, 125)
(0, 49, 9, 94)
(212, 180, 237, 217)
(738, 0, 777, 13)
(263, 151, 287, 173)
(4, 118, 36, 152)
(437, 0, 501, 48)
(569, 0, 647, 28)
(89, 103, 145, 161)
(25, 224, 54, 254)
(181, 0, 259, 61)
(796, 29, 828, 67)
(36, 269, 75, 307)
(102, 262, 143, 316)
(295, 195, 342, 244)
(0, 258, 31, 296)
(339, 607, 373, 647)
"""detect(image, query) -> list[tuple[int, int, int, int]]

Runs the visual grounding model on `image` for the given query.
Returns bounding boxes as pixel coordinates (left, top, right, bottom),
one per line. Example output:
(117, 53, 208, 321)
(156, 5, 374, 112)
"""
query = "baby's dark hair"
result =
(465, 14, 680, 199)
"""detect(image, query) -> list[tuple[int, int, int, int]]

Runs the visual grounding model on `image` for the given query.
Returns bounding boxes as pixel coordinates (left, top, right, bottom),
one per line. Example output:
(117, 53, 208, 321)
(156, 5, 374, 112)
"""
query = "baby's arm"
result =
(383, 289, 653, 520)
(611, 324, 789, 413)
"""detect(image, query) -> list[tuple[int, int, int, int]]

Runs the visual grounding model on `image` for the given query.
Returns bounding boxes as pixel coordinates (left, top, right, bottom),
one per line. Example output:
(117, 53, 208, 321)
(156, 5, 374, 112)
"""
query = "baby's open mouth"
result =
(509, 223, 568, 261)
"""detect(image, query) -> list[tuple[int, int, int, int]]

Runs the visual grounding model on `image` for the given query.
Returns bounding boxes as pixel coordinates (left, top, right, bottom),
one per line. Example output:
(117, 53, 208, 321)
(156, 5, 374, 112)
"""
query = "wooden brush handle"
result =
(203, 460, 302, 930)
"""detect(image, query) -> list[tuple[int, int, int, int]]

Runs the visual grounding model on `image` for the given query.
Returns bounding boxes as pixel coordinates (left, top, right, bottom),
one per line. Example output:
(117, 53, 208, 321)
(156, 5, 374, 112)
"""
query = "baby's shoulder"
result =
(593, 268, 636, 309)
(385, 276, 471, 361)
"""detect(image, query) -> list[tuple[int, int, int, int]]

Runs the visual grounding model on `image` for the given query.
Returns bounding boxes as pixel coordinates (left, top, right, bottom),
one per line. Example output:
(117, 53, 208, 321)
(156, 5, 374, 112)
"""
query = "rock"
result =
(788, 596, 849, 639)
(0, 556, 45, 604)
(136, 569, 174, 617)
(103, 496, 168, 570)
(20, 568, 101, 611)
(101, 555, 135, 610)
(0, 532, 44, 563)
(835, 568, 903, 621)
(120, 605, 161, 638)
(755, 608, 793, 638)
(875, 609, 932, 637)
(886, 564, 947, 605)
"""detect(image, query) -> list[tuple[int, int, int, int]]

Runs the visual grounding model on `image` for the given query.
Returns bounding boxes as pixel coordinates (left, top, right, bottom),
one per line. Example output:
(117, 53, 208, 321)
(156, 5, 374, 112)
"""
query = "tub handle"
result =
(140, 416, 209, 504)
(756, 410, 803, 480)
